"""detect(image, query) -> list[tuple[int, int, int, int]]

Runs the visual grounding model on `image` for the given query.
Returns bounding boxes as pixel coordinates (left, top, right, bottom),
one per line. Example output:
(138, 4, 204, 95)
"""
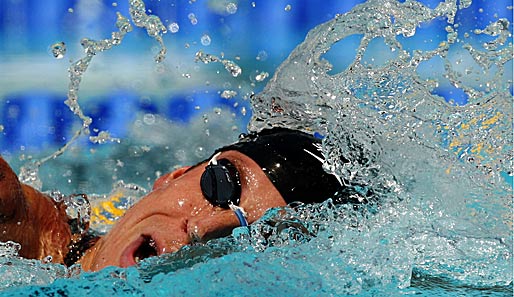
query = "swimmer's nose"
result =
(186, 211, 241, 242)
(152, 166, 191, 190)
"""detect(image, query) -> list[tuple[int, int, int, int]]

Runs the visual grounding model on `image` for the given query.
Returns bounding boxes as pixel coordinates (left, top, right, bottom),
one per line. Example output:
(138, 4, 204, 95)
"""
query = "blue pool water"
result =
(0, 0, 512, 296)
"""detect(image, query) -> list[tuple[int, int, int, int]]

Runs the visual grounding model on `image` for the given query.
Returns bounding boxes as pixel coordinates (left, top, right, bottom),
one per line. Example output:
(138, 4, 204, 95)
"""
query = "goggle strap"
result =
(229, 203, 248, 227)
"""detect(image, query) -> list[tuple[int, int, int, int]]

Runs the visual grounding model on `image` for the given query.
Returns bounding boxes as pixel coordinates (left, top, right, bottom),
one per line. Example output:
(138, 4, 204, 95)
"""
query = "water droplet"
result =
(49, 42, 66, 59)
(201, 34, 211, 46)
(188, 13, 198, 25)
(143, 113, 156, 125)
(43, 255, 53, 263)
(195, 50, 242, 77)
(226, 2, 238, 14)
(195, 146, 206, 158)
(255, 71, 269, 82)
(256, 50, 268, 61)
(225, 61, 242, 77)
(284, 4, 292, 12)
(174, 149, 187, 162)
(169, 22, 179, 33)
(68, 8, 74, 13)
(89, 131, 119, 144)
(221, 90, 238, 99)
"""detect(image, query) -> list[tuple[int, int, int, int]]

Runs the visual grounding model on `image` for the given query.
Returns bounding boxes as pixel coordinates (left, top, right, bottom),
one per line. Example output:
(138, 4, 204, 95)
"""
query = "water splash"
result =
(249, 0, 512, 290)
(65, 12, 133, 133)
(19, 1, 168, 189)
(3, 0, 512, 295)
(195, 50, 242, 77)
(49, 41, 66, 59)
(250, 0, 512, 187)
(89, 180, 148, 234)
(129, 0, 167, 63)
(0, 241, 21, 258)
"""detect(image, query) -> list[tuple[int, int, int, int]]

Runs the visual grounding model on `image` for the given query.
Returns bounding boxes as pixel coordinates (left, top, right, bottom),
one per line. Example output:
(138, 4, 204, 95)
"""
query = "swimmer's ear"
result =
(0, 156, 25, 220)
(152, 166, 191, 190)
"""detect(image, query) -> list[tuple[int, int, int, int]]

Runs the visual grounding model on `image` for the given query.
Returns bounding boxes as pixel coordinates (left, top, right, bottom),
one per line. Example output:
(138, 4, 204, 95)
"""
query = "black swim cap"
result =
(214, 127, 346, 205)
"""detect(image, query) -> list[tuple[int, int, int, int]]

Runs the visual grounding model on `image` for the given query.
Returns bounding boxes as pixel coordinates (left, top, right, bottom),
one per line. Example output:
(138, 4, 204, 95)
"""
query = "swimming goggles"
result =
(200, 153, 248, 227)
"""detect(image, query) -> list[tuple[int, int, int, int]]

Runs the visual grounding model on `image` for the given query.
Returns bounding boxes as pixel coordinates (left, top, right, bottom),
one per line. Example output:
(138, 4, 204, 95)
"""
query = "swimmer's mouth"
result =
(134, 235, 158, 263)
(124, 235, 158, 266)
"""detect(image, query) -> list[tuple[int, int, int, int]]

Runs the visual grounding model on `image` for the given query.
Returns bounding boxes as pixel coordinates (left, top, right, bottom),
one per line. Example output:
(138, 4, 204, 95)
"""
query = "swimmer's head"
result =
(210, 127, 345, 205)
(79, 128, 359, 271)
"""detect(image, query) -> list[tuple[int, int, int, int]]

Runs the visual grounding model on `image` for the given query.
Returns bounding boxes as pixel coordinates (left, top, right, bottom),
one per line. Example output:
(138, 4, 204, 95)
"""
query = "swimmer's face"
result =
(79, 150, 286, 271)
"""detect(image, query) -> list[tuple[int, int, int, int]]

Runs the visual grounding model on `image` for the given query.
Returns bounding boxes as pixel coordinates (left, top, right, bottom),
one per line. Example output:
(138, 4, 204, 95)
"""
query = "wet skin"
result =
(0, 157, 71, 263)
(79, 150, 287, 271)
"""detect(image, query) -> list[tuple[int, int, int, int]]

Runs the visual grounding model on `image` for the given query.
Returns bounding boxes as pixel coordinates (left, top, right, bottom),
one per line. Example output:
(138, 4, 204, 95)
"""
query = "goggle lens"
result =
(200, 159, 241, 208)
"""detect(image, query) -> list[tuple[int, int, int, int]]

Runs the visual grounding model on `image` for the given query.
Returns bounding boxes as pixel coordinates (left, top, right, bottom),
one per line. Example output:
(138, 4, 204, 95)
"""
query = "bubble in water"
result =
(169, 22, 179, 33)
(226, 2, 238, 14)
(49, 41, 66, 59)
(284, 4, 292, 12)
(201, 34, 211, 46)
(68, 8, 74, 13)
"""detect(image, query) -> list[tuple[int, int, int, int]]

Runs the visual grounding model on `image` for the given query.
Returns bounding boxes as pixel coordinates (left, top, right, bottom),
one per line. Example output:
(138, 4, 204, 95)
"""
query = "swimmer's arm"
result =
(0, 157, 28, 222)
(0, 157, 72, 263)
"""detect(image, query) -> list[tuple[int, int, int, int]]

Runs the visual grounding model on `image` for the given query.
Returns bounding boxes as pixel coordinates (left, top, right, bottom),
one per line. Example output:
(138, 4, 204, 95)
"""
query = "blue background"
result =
(0, 0, 510, 153)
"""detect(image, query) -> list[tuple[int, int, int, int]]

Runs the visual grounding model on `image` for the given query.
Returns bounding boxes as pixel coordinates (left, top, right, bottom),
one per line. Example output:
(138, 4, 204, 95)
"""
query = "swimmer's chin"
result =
(78, 234, 167, 271)
(76, 239, 106, 271)
(77, 238, 126, 271)
(77, 238, 140, 271)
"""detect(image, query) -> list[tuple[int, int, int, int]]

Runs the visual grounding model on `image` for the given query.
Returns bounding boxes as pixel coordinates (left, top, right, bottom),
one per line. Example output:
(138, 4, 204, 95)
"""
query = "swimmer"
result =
(0, 128, 367, 271)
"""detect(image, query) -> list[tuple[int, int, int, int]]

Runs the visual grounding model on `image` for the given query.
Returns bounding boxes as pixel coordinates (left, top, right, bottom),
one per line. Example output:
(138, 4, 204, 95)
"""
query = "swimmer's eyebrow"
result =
(184, 150, 228, 173)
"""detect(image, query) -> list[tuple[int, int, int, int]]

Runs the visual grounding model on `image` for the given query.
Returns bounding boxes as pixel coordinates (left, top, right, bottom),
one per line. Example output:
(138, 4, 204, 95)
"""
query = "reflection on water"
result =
(0, 0, 512, 295)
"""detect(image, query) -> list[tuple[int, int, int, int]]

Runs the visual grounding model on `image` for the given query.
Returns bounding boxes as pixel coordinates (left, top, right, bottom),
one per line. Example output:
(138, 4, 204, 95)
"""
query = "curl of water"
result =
(129, 0, 167, 63)
(248, 0, 512, 289)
